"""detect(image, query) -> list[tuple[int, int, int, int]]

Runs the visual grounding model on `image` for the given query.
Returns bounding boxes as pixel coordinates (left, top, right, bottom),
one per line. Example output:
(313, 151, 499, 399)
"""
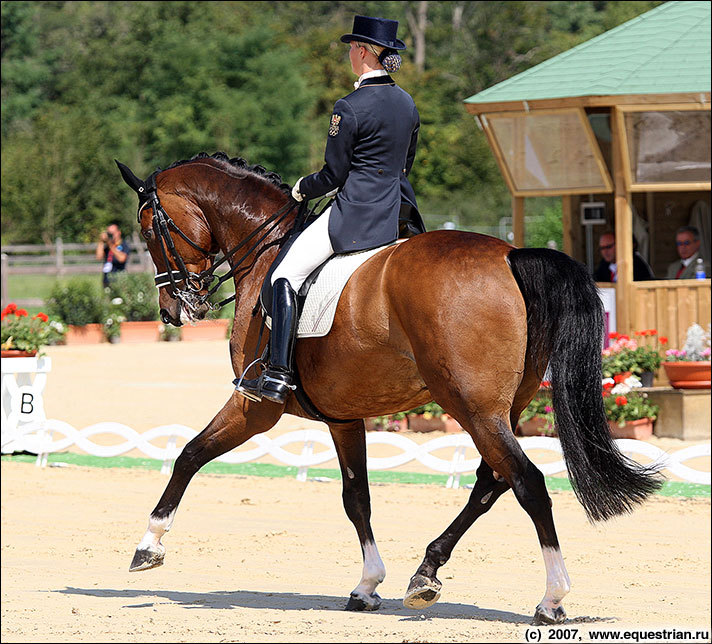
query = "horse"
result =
(116, 152, 661, 624)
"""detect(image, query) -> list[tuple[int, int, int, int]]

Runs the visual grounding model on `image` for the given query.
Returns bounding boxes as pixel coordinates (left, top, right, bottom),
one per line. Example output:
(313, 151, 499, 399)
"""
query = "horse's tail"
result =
(507, 247, 662, 522)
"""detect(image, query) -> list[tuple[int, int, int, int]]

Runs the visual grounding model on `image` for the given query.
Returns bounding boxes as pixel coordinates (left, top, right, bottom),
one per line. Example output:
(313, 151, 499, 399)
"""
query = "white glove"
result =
(324, 187, 339, 199)
(291, 177, 304, 202)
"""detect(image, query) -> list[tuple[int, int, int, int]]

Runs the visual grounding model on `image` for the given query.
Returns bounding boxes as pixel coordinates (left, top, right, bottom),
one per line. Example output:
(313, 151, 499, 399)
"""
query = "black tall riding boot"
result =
(236, 278, 298, 404)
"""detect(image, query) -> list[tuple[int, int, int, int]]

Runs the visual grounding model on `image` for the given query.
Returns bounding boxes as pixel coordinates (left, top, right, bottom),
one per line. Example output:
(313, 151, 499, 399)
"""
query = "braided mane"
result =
(164, 151, 291, 195)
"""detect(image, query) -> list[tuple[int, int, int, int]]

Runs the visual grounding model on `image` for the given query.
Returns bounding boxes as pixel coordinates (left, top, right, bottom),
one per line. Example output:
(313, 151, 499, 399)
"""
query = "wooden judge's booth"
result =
(463, 0, 711, 351)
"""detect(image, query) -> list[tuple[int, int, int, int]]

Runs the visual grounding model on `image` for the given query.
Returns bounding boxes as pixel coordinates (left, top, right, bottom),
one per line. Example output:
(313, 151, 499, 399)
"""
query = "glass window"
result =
(487, 110, 610, 193)
(624, 110, 711, 184)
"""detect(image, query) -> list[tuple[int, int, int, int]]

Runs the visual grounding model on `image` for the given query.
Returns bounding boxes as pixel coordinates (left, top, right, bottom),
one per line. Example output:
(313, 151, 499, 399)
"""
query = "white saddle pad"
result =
(266, 242, 397, 338)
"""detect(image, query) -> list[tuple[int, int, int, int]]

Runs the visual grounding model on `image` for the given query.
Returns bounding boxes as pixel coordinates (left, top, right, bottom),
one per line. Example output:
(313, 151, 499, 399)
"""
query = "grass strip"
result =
(3, 452, 709, 498)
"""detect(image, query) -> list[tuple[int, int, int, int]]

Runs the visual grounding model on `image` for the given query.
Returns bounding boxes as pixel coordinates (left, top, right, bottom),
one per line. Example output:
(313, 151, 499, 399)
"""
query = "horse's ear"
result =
(115, 160, 146, 194)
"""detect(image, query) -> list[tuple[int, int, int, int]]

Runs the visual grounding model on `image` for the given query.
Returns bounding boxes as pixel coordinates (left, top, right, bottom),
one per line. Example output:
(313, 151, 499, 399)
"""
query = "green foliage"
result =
(105, 273, 158, 322)
(518, 388, 556, 435)
(407, 401, 445, 418)
(46, 278, 105, 326)
(1, 1, 663, 243)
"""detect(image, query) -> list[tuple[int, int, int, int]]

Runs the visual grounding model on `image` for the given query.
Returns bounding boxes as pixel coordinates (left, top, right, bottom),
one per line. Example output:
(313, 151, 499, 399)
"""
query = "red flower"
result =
(5, 303, 17, 314)
(634, 331, 643, 336)
(541, 380, 551, 388)
(615, 396, 628, 406)
(33, 312, 49, 323)
(609, 332, 620, 340)
(619, 334, 630, 341)
(613, 372, 631, 384)
(603, 382, 615, 391)
(15, 308, 28, 317)
(659, 336, 668, 345)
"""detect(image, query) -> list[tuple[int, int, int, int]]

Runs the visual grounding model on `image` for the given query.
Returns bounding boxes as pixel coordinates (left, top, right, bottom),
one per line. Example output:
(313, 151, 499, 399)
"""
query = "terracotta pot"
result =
(407, 415, 446, 433)
(662, 361, 711, 389)
(442, 414, 463, 433)
(608, 417, 654, 440)
(180, 318, 230, 342)
(516, 417, 556, 437)
(65, 323, 105, 345)
(1, 349, 38, 358)
(119, 320, 161, 344)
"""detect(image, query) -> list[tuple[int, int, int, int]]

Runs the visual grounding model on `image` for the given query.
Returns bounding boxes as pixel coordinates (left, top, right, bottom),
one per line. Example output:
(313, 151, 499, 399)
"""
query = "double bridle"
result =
(137, 170, 300, 319)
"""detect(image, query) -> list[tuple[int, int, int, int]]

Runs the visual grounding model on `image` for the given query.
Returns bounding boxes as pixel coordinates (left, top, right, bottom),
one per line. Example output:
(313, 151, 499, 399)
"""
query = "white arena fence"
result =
(3, 420, 710, 488)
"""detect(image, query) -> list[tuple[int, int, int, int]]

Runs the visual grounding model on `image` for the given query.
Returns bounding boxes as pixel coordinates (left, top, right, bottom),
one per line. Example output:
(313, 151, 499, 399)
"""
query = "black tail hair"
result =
(508, 247, 662, 522)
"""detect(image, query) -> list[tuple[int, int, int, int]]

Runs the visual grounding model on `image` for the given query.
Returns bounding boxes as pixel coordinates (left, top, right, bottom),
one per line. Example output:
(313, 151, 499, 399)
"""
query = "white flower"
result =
(602, 378, 615, 387)
(111, 297, 124, 306)
(49, 321, 65, 332)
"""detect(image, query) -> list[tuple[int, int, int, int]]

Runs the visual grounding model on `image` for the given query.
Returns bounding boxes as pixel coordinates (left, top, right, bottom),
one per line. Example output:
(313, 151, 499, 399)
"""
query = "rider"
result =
(239, 14, 425, 405)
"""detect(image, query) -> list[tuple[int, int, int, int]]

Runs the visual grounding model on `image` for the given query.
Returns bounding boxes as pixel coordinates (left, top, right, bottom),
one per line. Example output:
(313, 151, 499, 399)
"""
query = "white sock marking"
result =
(352, 540, 386, 597)
(539, 546, 571, 612)
(136, 509, 176, 552)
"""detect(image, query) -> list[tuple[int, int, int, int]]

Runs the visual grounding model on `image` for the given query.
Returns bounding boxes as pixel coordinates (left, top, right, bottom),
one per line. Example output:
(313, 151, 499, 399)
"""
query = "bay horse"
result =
(117, 152, 660, 624)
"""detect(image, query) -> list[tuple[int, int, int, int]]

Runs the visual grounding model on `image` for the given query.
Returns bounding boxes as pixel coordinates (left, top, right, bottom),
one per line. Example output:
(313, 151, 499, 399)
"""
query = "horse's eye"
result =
(142, 229, 154, 241)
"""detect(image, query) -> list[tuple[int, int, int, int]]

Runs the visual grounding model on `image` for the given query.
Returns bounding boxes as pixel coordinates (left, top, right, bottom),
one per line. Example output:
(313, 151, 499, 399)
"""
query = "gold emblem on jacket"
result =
(328, 114, 341, 137)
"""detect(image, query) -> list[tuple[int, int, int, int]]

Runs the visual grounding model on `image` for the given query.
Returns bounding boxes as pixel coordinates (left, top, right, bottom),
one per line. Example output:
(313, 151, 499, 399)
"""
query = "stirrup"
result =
(234, 358, 266, 402)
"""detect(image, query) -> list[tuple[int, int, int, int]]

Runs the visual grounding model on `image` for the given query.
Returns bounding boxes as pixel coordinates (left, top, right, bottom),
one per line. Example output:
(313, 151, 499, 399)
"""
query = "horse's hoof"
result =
(129, 548, 165, 572)
(403, 573, 442, 610)
(533, 603, 567, 625)
(345, 591, 382, 611)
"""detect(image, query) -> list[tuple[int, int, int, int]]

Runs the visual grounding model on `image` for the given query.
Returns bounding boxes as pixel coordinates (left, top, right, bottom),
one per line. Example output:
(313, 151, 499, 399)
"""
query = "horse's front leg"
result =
(130, 393, 281, 571)
(328, 421, 386, 611)
(404, 459, 511, 609)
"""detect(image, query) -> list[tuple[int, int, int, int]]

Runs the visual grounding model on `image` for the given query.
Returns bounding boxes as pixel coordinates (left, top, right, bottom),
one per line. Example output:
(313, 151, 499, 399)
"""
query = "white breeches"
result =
(271, 207, 335, 291)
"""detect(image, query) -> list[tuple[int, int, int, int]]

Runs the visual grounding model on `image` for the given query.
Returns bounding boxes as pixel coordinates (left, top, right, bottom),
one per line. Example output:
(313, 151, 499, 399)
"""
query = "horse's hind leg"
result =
(475, 418, 571, 624)
(404, 459, 510, 609)
(130, 394, 281, 572)
(327, 421, 386, 611)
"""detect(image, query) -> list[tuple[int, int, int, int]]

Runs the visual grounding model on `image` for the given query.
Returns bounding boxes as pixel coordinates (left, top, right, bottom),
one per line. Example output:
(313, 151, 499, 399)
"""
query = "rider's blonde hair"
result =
(355, 41, 385, 60)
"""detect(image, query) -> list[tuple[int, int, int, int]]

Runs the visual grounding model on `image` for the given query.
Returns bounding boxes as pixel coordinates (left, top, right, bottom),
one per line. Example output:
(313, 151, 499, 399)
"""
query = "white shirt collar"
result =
(354, 69, 388, 89)
(681, 252, 699, 267)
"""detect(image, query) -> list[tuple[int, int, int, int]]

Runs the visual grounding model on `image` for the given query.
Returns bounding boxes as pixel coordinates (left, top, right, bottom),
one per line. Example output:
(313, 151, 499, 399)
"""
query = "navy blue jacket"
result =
(298, 75, 424, 253)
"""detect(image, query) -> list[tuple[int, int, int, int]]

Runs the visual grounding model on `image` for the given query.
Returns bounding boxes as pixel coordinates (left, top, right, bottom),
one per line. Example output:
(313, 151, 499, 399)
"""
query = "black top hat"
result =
(340, 15, 406, 51)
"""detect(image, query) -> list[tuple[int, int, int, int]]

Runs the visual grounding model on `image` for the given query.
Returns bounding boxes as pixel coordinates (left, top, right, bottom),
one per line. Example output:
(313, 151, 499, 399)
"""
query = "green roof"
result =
(465, 1, 711, 105)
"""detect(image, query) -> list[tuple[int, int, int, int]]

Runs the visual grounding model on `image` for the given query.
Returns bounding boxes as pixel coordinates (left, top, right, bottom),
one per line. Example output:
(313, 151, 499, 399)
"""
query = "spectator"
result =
(593, 232, 655, 282)
(666, 226, 710, 279)
(95, 222, 130, 287)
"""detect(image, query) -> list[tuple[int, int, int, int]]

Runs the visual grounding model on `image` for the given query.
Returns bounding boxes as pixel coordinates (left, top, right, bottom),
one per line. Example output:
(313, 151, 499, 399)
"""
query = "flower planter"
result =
(442, 414, 463, 433)
(407, 414, 446, 433)
(608, 417, 654, 440)
(662, 361, 711, 389)
(1, 350, 38, 358)
(180, 318, 230, 342)
(119, 320, 161, 344)
(65, 323, 105, 345)
(516, 417, 556, 437)
(365, 417, 407, 432)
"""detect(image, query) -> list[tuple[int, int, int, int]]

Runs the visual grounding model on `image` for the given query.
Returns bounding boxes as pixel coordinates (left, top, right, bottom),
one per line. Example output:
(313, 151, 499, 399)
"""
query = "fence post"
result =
(56, 238, 64, 276)
(1, 253, 8, 310)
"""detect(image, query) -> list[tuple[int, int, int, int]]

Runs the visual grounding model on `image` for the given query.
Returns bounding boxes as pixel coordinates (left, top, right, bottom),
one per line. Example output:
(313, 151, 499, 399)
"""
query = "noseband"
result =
(138, 170, 299, 317)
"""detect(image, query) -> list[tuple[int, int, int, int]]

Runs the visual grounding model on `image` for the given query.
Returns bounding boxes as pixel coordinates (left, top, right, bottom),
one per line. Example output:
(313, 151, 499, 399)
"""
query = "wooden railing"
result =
(631, 279, 711, 349)
(1, 235, 152, 275)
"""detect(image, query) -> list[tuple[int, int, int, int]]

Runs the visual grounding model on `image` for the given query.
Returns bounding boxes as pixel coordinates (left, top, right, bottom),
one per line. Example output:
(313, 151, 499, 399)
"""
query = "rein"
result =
(138, 170, 300, 316)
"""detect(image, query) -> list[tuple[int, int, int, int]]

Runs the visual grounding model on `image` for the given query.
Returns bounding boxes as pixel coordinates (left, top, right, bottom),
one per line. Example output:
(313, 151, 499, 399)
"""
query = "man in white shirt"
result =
(666, 226, 710, 279)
